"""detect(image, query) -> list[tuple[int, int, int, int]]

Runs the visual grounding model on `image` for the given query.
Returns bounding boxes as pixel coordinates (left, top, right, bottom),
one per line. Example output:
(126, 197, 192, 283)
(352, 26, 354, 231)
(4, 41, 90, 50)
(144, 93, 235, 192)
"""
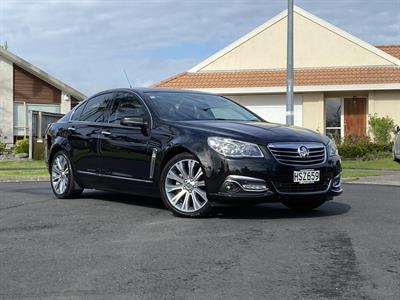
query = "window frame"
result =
(108, 92, 148, 125)
(75, 92, 113, 124)
(108, 91, 153, 128)
(325, 97, 344, 140)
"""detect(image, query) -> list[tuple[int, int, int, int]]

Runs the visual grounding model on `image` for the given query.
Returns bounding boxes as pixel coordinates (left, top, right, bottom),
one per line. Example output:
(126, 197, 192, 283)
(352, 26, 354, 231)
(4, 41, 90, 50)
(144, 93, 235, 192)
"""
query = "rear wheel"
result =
(50, 151, 83, 199)
(282, 198, 326, 211)
(160, 153, 211, 217)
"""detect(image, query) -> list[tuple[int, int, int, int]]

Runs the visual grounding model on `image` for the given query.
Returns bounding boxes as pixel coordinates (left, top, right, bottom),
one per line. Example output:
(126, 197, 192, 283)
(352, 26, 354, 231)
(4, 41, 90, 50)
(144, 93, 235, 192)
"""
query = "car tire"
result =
(160, 152, 212, 218)
(281, 198, 326, 211)
(50, 150, 83, 199)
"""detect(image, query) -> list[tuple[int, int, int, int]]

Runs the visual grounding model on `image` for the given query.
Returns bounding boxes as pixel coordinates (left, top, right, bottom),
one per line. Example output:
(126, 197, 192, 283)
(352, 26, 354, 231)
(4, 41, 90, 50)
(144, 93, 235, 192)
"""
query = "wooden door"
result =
(344, 98, 367, 137)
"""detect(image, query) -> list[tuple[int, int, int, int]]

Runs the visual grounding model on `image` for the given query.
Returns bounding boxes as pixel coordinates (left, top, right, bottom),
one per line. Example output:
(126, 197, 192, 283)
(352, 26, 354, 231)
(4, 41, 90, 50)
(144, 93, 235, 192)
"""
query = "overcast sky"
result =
(1, 0, 399, 96)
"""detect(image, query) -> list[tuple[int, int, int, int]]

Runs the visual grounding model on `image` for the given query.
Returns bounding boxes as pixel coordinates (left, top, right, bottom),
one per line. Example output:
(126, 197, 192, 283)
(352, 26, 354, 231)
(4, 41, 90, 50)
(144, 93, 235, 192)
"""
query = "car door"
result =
(68, 93, 113, 176)
(98, 91, 152, 180)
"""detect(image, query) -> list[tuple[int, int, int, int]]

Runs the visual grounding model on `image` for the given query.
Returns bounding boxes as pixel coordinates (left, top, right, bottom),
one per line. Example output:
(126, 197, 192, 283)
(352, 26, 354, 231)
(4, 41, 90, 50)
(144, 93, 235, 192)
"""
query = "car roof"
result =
(86, 87, 214, 100)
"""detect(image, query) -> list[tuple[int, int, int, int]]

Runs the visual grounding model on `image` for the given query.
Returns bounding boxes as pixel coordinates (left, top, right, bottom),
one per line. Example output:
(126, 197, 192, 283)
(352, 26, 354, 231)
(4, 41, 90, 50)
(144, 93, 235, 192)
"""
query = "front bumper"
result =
(204, 150, 342, 203)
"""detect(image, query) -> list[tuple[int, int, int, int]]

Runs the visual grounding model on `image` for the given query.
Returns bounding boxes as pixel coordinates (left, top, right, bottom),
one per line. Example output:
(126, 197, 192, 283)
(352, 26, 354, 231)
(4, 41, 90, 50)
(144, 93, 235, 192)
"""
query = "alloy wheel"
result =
(165, 159, 208, 213)
(51, 154, 70, 195)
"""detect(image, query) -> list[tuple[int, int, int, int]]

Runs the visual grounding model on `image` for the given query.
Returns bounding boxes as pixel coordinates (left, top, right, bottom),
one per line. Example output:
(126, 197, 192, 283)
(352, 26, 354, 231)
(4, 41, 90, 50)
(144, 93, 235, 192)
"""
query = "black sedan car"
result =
(46, 88, 342, 217)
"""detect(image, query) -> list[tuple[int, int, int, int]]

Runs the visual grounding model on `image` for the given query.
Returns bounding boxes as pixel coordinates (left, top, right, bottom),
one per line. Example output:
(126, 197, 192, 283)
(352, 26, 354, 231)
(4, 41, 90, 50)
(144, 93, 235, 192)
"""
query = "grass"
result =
(0, 169, 48, 177)
(342, 169, 382, 179)
(0, 160, 46, 169)
(341, 157, 400, 171)
(0, 160, 47, 178)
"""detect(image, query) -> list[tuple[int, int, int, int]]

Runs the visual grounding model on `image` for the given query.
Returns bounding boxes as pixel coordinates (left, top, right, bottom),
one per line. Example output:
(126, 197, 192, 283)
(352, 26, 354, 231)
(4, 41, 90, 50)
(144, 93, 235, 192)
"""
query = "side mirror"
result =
(393, 125, 400, 134)
(120, 117, 148, 128)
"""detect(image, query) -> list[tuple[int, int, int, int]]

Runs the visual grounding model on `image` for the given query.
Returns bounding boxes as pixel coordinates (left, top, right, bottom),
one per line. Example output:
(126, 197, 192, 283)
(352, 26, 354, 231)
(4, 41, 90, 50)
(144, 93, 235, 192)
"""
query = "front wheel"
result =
(282, 198, 327, 211)
(50, 151, 83, 199)
(160, 153, 212, 217)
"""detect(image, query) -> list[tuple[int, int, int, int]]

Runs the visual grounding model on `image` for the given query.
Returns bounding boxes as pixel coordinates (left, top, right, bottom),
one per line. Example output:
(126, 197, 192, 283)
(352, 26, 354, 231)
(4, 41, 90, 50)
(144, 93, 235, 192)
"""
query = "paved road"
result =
(0, 182, 399, 299)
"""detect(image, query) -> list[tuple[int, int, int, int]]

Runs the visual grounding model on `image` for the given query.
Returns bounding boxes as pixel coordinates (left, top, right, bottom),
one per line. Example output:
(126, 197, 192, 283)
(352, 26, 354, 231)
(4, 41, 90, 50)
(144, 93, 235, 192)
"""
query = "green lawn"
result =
(0, 160, 46, 169)
(342, 169, 382, 179)
(0, 160, 47, 178)
(0, 169, 48, 177)
(341, 158, 400, 171)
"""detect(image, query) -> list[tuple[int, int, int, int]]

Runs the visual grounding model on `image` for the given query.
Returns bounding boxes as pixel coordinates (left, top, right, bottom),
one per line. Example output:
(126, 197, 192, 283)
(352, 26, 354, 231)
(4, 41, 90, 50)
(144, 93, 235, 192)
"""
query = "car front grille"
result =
(273, 178, 331, 193)
(267, 143, 326, 166)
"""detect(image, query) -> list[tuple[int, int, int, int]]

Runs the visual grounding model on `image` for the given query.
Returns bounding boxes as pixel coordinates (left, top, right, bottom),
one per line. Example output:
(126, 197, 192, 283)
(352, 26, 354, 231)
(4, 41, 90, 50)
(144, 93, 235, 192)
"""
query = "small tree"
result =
(13, 138, 29, 154)
(0, 130, 6, 154)
(368, 114, 395, 145)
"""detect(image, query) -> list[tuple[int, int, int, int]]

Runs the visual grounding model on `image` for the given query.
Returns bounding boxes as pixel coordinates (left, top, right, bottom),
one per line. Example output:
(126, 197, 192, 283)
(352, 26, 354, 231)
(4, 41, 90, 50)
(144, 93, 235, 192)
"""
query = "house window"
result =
(13, 102, 60, 137)
(325, 98, 342, 141)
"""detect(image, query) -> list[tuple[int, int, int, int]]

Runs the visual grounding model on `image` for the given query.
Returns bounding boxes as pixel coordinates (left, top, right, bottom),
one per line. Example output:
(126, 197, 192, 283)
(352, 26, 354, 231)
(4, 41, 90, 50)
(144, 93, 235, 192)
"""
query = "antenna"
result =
(123, 69, 132, 88)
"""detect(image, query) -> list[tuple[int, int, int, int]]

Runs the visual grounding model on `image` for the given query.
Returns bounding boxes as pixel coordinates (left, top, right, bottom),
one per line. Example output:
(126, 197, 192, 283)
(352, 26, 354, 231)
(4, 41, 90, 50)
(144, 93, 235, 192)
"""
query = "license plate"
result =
(293, 170, 320, 184)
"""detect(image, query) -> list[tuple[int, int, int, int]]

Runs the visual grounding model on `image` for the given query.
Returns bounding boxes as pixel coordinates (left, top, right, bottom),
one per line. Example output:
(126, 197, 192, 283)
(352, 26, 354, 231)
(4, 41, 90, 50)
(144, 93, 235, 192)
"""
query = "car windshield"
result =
(146, 92, 261, 122)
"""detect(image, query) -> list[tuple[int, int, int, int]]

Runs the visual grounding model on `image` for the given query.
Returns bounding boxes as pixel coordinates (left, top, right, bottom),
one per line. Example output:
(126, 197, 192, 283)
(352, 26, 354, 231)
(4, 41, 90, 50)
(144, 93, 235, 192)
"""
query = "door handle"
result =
(101, 130, 111, 136)
(68, 126, 76, 131)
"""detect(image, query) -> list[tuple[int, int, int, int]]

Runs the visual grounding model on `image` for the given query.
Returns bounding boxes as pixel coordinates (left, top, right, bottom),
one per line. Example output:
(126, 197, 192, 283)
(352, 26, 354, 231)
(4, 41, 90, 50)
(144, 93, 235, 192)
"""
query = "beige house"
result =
(155, 6, 400, 139)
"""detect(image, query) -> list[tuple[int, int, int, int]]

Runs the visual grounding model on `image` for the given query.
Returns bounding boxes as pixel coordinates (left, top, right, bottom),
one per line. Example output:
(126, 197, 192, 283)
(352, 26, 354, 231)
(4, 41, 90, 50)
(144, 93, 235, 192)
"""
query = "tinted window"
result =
(70, 102, 87, 121)
(79, 93, 112, 122)
(109, 93, 145, 124)
(146, 92, 260, 122)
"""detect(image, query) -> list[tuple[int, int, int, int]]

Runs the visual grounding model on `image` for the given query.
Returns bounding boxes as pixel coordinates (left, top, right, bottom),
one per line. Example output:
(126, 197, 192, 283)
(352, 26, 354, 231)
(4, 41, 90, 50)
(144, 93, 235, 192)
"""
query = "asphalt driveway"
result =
(0, 182, 399, 299)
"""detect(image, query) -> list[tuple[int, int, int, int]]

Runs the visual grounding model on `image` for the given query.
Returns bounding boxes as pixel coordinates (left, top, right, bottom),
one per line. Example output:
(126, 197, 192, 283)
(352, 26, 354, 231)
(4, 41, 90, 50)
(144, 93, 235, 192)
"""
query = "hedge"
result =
(338, 142, 391, 159)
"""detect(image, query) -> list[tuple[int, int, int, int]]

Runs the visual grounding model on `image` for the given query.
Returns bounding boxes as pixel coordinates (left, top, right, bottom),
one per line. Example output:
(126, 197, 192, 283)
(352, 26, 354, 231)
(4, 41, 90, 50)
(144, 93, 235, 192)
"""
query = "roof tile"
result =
(154, 66, 400, 89)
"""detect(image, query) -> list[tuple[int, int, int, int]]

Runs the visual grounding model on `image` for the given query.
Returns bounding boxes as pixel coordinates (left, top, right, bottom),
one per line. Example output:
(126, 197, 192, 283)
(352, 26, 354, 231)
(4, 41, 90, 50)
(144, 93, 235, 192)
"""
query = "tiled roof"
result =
(154, 66, 400, 89)
(377, 45, 400, 59)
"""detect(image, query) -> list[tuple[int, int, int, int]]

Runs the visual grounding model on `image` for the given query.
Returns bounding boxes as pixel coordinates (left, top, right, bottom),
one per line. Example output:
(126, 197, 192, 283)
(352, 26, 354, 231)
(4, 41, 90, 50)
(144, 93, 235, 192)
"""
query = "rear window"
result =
(79, 93, 113, 122)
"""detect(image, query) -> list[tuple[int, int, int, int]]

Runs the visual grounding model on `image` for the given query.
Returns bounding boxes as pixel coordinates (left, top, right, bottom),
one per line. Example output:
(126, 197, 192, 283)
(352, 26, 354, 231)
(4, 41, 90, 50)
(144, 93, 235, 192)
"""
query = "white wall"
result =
(61, 91, 71, 114)
(0, 56, 14, 145)
(226, 94, 303, 126)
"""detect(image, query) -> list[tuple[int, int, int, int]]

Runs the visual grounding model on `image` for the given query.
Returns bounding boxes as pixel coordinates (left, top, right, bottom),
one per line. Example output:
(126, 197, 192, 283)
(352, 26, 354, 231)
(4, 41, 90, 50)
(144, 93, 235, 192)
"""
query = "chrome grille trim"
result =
(267, 142, 326, 166)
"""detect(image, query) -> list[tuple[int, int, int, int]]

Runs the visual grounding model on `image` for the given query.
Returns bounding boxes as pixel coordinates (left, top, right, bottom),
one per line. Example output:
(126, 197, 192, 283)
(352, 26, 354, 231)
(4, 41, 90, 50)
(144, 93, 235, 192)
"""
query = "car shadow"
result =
(211, 201, 351, 219)
(79, 189, 351, 220)
(80, 190, 166, 210)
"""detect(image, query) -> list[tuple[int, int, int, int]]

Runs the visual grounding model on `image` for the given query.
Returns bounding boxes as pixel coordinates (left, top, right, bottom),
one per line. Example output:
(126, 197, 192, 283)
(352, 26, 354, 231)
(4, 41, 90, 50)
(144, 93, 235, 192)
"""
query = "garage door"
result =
(226, 94, 303, 126)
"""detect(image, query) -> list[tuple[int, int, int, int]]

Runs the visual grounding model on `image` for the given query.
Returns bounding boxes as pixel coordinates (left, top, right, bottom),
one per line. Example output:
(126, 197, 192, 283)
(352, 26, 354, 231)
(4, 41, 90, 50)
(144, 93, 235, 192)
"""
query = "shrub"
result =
(14, 138, 29, 154)
(0, 141, 6, 154)
(338, 140, 391, 160)
(369, 114, 395, 144)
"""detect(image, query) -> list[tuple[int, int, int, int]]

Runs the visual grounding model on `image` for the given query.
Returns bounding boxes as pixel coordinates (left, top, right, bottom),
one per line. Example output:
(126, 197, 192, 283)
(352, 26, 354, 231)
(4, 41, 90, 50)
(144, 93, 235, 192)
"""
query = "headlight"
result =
(207, 137, 263, 158)
(327, 140, 338, 157)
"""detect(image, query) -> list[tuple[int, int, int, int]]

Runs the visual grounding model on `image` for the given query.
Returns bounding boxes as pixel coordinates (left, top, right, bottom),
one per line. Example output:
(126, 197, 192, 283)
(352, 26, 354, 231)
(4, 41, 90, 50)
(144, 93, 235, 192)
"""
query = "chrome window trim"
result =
(68, 90, 154, 129)
(124, 91, 154, 129)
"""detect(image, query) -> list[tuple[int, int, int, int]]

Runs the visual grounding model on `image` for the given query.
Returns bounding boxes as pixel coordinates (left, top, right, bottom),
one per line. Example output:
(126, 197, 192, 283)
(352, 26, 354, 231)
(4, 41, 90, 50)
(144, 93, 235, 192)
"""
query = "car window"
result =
(79, 93, 112, 122)
(70, 102, 87, 121)
(146, 92, 261, 122)
(108, 93, 145, 124)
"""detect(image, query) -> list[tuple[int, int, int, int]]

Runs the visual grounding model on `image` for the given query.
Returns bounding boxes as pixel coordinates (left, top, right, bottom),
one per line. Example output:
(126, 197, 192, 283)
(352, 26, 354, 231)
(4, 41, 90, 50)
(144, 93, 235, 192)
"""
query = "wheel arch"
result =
(159, 145, 197, 174)
(48, 143, 69, 171)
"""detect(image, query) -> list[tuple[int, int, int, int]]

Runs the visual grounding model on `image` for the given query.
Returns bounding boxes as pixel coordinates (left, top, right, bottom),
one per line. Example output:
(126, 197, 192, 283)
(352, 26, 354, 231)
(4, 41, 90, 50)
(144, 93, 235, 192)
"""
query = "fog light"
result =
(242, 184, 268, 191)
(222, 175, 269, 193)
(332, 174, 341, 188)
(223, 181, 241, 193)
